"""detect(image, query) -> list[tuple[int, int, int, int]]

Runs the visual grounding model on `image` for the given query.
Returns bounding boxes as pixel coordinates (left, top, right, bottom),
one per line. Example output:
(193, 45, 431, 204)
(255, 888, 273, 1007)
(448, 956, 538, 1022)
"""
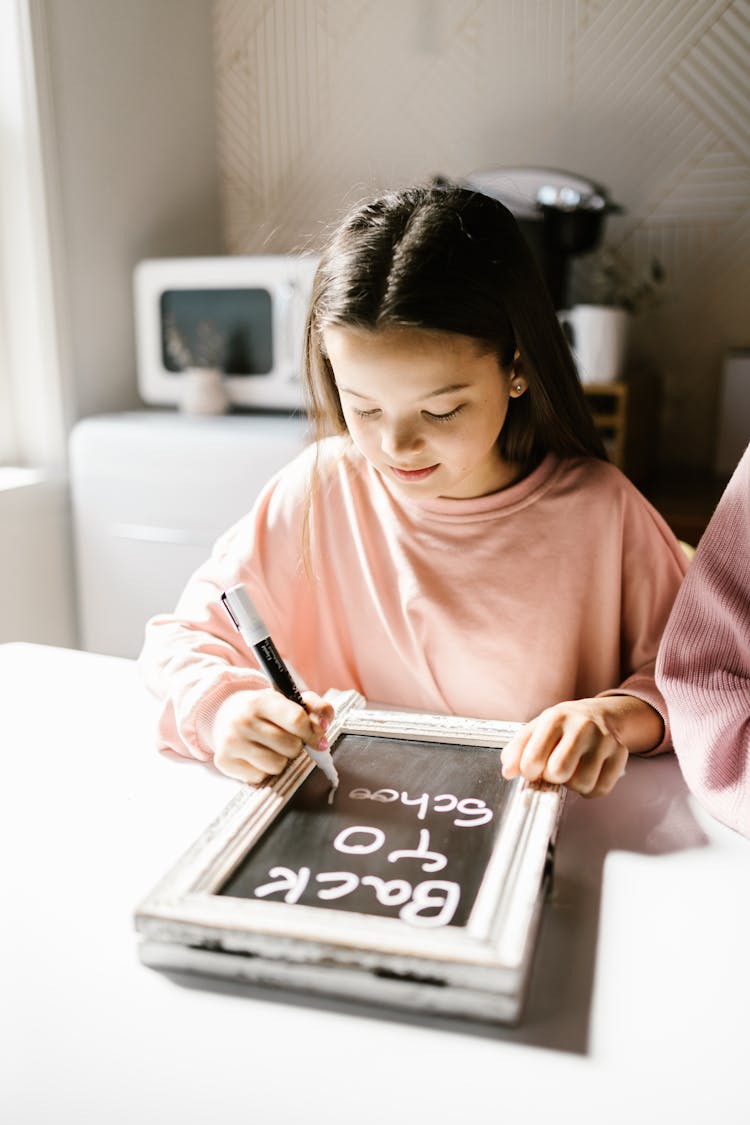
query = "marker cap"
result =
(222, 585, 268, 646)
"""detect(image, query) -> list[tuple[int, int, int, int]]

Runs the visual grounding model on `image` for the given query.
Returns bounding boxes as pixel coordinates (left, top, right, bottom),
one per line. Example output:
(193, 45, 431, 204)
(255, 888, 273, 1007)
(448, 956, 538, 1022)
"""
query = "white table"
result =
(2, 644, 748, 1124)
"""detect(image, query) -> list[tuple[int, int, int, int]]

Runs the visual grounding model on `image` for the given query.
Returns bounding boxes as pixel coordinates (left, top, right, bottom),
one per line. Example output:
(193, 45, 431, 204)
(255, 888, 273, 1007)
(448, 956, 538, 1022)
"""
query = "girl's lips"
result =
(390, 464, 439, 482)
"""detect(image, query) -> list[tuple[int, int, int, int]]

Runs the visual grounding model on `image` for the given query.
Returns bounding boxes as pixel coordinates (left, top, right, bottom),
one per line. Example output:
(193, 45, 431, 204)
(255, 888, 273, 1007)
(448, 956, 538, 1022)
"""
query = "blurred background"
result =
(2, 0, 748, 653)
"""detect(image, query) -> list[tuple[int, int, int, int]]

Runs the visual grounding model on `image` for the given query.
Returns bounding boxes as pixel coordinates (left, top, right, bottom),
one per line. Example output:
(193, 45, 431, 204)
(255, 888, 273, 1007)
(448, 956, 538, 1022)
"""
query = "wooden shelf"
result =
(582, 372, 661, 486)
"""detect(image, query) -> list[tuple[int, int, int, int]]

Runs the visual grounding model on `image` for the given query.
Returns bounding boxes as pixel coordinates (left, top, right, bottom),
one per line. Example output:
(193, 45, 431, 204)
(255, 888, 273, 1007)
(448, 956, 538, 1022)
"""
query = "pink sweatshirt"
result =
(140, 437, 688, 762)
(656, 444, 750, 838)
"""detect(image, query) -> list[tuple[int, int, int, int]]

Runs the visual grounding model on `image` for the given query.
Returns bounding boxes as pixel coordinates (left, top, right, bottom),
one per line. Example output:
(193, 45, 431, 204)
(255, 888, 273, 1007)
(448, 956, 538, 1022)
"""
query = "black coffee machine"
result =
(461, 167, 623, 310)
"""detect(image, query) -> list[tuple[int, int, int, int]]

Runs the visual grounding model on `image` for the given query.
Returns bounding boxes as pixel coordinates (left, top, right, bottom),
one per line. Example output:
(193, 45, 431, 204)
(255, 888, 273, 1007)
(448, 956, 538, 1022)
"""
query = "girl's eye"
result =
(424, 405, 465, 423)
(352, 407, 381, 419)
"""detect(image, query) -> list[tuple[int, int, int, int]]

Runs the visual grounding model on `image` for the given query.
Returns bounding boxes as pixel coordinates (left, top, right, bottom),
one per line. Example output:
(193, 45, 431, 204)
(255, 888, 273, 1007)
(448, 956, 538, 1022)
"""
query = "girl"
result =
(140, 183, 688, 798)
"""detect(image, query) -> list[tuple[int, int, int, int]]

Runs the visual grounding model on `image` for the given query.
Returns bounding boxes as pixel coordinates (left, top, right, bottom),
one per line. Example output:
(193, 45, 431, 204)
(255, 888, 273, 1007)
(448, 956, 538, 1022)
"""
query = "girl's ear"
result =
(508, 348, 527, 397)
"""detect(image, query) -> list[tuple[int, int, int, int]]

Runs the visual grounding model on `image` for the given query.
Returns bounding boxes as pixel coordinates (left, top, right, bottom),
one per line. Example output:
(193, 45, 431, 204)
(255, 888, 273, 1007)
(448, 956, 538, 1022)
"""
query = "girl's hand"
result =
(500, 698, 632, 798)
(212, 688, 334, 785)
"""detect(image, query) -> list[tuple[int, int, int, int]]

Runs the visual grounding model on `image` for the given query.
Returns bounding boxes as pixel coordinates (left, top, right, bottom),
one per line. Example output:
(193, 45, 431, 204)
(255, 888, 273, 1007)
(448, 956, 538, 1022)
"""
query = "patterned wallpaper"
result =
(212, 0, 750, 470)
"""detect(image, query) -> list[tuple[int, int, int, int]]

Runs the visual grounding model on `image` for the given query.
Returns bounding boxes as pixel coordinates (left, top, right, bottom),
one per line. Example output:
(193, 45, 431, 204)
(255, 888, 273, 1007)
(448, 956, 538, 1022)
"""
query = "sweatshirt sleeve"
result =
(656, 445, 750, 837)
(138, 447, 314, 763)
(599, 475, 690, 754)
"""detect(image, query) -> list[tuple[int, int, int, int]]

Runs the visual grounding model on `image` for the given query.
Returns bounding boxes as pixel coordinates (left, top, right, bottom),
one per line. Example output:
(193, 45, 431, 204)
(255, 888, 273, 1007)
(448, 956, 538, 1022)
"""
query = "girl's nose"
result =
(381, 420, 425, 460)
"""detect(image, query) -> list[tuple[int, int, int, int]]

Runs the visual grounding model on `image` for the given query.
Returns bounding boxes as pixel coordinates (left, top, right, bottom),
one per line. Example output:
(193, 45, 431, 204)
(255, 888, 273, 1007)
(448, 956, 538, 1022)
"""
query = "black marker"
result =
(221, 584, 339, 795)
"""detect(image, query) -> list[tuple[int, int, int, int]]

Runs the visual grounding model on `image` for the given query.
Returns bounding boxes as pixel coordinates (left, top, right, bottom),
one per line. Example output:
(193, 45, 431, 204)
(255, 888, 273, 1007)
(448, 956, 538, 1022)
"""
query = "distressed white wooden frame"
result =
(136, 690, 564, 1024)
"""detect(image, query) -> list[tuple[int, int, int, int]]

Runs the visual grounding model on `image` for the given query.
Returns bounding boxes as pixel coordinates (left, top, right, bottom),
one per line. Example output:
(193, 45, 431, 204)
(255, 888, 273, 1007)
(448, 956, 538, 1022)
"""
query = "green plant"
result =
(578, 246, 666, 315)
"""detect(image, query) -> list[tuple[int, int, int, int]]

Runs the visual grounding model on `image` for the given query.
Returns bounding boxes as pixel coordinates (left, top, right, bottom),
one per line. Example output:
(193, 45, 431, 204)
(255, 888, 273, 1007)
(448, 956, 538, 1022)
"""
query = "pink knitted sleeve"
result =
(656, 445, 750, 838)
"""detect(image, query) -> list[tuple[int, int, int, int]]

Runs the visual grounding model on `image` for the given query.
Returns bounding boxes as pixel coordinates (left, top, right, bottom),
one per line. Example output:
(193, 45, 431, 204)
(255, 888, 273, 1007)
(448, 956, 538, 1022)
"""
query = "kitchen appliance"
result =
(134, 254, 318, 410)
(463, 167, 622, 309)
(69, 411, 310, 657)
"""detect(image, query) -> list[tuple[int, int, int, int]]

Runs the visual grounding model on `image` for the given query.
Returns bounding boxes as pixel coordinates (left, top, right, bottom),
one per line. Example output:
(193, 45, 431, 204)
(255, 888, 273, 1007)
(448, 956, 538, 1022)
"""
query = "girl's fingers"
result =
(543, 734, 587, 784)
(214, 689, 333, 785)
(302, 691, 335, 730)
(543, 718, 605, 783)
(258, 692, 327, 749)
(236, 716, 303, 760)
(224, 733, 290, 772)
(516, 716, 569, 781)
(501, 725, 533, 777)
(218, 737, 298, 781)
(544, 728, 626, 796)
(228, 690, 336, 777)
(245, 742, 295, 776)
(575, 743, 629, 798)
(216, 755, 268, 785)
(501, 702, 628, 797)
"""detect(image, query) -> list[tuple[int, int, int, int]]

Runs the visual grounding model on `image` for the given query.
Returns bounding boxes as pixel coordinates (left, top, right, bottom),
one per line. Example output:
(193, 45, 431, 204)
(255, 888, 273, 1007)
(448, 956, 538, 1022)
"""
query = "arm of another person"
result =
(501, 477, 690, 797)
(656, 445, 750, 837)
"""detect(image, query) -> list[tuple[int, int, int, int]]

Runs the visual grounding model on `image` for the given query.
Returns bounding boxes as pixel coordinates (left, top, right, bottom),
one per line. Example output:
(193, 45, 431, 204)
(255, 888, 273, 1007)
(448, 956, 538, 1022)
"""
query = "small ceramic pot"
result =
(558, 305, 630, 384)
(180, 368, 229, 415)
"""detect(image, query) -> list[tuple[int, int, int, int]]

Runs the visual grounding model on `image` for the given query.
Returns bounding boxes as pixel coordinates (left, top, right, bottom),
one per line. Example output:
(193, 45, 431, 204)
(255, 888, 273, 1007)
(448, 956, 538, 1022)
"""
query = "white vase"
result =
(179, 368, 229, 415)
(558, 305, 630, 385)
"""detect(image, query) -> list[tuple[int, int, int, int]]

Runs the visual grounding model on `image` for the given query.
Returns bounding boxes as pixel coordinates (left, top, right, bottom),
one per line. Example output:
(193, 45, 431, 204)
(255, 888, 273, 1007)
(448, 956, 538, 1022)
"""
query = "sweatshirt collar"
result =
(381, 452, 563, 521)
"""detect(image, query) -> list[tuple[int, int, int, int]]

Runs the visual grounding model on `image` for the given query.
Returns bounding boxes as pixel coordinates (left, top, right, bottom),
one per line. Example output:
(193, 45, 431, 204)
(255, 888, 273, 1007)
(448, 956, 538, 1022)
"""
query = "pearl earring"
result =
(513, 382, 524, 394)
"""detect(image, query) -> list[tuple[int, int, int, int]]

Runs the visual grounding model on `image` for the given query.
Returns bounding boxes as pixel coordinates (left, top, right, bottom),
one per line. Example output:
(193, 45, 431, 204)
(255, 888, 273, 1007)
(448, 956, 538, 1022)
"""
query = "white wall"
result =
(213, 0, 750, 471)
(1, 0, 222, 647)
(43, 0, 223, 421)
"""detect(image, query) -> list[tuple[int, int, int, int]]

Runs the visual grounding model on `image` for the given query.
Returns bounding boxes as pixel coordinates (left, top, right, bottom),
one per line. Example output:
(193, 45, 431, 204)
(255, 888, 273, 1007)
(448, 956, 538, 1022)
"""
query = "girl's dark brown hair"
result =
(303, 182, 606, 468)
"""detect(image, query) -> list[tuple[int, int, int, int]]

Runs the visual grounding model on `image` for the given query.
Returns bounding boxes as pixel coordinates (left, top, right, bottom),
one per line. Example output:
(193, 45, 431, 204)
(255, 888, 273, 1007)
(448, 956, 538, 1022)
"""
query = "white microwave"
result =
(134, 254, 319, 410)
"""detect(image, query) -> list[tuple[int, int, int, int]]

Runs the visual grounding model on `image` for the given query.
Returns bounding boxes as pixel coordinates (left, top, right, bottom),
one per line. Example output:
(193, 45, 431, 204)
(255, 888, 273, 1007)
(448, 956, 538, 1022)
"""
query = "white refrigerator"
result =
(69, 410, 310, 657)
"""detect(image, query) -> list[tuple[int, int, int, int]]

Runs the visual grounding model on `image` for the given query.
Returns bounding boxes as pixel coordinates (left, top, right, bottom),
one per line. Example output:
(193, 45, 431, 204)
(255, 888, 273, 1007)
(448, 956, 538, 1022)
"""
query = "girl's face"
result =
(323, 327, 523, 500)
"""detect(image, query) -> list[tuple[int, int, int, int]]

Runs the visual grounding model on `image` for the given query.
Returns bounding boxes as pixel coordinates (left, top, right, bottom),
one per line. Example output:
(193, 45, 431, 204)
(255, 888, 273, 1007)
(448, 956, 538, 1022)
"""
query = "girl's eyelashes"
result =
(424, 405, 465, 423)
(351, 405, 466, 422)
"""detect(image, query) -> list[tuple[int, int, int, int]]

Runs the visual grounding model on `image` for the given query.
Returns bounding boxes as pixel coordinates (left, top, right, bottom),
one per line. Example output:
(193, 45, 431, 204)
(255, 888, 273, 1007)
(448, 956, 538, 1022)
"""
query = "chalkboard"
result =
(136, 693, 563, 1024)
(220, 733, 510, 928)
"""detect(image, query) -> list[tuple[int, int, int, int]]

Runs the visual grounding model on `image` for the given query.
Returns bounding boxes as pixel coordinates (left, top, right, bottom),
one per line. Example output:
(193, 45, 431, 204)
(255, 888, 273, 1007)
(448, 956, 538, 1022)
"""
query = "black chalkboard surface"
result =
(220, 733, 510, 928)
